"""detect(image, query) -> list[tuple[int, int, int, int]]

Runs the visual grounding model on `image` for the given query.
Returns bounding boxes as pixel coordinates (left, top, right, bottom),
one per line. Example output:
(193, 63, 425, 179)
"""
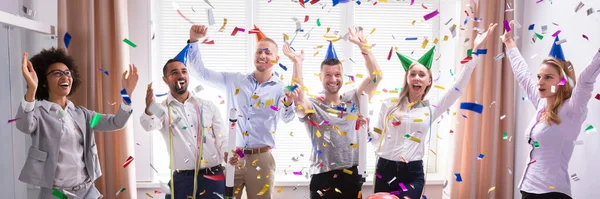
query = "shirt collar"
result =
(247, 71, 280, 84)
(166, 92, 195, 106)
(40, 100, 75, 112)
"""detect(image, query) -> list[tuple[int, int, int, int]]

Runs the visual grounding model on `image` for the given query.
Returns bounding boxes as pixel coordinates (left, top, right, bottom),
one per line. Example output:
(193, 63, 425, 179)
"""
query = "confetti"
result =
(488, 186, 496, 194)
(595, 93, 600, 100)
(552, 30, 561, 37)
(399, 183, 408, 191)
(52, 189, 68, 199)
(585, 125, 596, 133)
(571, 173, 580, 181)
(122, 156, 134, 168)
(460, 102, 483, 114)
(587, 8, 595, 16)
(204, 174, 225, 181)
(7, 118, 20, 123)
(219, 18, 228, 32)
(121, 88, 131, 104)
(146, 192, 154, 198)
(63, 32, 72, 48)
(503, 132, 508, 140)
(423, 10, 439, 21)
(477, 153, 484, 160)
(316, 18, 321, 26)
(575, 2, 585, 12)
(583, 34, 589, 41)
(116, 187, 126, 197)
(454, 173, 463, 182)
(123, 38, 137, 48)
(343, 168, 353, 175)
(90, 113, 102, 129)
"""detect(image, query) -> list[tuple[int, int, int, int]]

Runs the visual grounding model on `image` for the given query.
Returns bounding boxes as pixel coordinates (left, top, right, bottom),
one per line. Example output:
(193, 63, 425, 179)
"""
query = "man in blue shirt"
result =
(186, 24, 296, 199)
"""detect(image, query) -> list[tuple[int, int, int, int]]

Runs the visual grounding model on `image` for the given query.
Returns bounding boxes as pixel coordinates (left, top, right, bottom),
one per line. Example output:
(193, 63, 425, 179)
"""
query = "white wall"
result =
(513, 1, 600, 198)
(0, 1, 57, 199)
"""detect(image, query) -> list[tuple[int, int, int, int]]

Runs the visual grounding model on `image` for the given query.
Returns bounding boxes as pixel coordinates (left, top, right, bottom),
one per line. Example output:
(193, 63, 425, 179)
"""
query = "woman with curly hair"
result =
(15, 48, 139, 199)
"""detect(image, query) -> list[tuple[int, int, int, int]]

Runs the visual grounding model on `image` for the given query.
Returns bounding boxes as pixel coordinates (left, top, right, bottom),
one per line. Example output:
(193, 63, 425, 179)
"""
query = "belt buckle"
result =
(72, 184, 81, 191)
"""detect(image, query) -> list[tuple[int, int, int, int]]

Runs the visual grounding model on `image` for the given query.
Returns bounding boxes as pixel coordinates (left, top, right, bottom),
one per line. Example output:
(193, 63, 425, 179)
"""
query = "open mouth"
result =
(538, 88, 546, 92)
(257, 60, 268, 64)
(412, 83, 422, 90)
(59, 82, 69, 88)
(177, 80, 185, 89)
(327, 82, 339, 89)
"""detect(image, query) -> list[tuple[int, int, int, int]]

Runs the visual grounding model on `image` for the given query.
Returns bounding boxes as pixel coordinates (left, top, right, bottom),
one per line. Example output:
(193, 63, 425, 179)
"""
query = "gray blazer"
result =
(14, 100, 132, 188)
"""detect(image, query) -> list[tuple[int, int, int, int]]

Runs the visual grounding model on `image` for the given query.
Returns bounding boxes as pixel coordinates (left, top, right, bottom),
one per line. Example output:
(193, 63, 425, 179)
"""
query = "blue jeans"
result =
(165, 165, 226, 199)
(374, 158, 425, 199)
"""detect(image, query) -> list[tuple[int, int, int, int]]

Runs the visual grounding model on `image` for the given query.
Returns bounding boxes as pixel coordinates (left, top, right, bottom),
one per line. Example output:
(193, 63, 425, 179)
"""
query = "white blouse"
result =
(371, 55, 479, 162)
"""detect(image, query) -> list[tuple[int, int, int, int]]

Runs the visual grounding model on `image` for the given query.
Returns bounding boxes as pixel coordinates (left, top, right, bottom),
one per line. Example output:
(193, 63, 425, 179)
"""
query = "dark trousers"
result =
(165, 165, 226, 199)
(374, 158, 425, 199)
(521, 191, 572, 199)
(309, 166, 364, 199)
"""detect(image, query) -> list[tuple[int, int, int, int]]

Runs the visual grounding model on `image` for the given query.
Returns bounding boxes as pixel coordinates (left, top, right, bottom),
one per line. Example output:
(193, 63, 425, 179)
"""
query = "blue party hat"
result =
(324, 41, 338, 60)
(549, 36, 565, 61)
(175, 43, 190, 66)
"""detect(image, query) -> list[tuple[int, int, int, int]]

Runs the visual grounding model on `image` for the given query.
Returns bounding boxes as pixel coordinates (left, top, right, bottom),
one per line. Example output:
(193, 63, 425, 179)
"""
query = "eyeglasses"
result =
(46, 69, 72, 78)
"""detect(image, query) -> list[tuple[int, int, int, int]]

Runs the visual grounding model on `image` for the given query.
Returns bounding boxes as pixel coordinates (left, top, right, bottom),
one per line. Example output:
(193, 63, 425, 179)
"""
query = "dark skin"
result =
(144, 61, 238, 165)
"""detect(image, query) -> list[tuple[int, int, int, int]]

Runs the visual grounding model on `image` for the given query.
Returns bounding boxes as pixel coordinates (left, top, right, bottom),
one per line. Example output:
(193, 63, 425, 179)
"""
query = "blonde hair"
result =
(386, 63, 433, 117)
(540, 58, 576, 125)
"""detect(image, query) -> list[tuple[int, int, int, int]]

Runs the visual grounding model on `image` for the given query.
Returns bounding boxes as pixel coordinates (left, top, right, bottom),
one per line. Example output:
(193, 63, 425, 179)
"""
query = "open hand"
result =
(473, 23, 498, 50)
(21, 52, 37, 90)
(190, 25, 208, 43)
(500, 20, 515, 44)
(283, 44, 304, 63)
(348, 27, 367, 46)
(122, 64, 139, 98)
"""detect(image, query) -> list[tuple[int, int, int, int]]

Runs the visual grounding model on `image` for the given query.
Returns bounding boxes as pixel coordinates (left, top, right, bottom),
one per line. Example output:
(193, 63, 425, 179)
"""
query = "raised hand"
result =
(282, 44, 304, 64)
(190, 25, 208, 43)
(348, 27, 367, 47)
(283, 87, 300, 106)
(22, 52, 38, 102)
(145, 83, 155, 115)
(473, 23, 498, 51)
(122, 64, 139, 98)
(501, 20, 517, 49)
(21, 52, 37, 90)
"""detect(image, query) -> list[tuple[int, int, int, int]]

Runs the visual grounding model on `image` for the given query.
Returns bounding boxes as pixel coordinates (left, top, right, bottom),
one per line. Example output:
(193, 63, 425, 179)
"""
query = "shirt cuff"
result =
(21, 99, 35, 112)
(120, 101, 133, 113)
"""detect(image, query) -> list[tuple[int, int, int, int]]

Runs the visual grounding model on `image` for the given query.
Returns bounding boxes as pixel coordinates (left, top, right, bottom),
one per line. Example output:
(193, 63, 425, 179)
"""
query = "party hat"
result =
(417, 45, 435, 69)
(174, 43, 190, 66)
(253, 24, 268, 42)
(396, 52, 418, 72)
(324, 41, 338, 60)
(549, 36, 566, 61)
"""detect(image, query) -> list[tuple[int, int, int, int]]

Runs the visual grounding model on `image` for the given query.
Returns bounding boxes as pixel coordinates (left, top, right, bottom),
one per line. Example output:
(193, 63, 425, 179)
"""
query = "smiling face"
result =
(537, 63, 562, 99)
(162, 61, 189, 95)
(254, 39, 279, 73)
(406, 63, 432, 99)
(45, 63, 73, 98)
(320, 64, 343, 94)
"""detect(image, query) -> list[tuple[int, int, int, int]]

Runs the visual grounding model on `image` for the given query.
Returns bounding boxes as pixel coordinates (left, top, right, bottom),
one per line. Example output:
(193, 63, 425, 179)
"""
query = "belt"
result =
(176, 165, 224, 176)
(243, 146, 271, 155)
(53, 180, 92, 192)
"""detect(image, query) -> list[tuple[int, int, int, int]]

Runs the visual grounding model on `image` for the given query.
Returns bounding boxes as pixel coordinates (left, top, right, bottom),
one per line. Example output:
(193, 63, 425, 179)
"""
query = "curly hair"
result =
(29, 48, 81, 100)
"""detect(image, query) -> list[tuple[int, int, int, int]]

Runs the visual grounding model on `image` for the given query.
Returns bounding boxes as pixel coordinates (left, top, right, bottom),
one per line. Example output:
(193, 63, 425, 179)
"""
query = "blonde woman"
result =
(503, 21, 600, 199)
(369, 23, 497, 199)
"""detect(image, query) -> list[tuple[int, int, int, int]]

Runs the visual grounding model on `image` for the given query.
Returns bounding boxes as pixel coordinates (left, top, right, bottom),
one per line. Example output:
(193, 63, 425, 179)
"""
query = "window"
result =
(152, 0, 441, 183)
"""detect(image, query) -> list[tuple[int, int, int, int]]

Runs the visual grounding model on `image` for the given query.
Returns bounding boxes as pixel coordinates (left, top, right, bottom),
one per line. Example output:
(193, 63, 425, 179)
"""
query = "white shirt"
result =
(371, 56, 479, 162)
(21, 100, 89, 187)
(140, 93, 227, 170)
(508, 47, 600, 196)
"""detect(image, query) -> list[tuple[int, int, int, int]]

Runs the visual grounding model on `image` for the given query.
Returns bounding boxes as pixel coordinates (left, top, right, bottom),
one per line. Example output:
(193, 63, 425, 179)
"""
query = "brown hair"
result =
(540, 58, 576, 125)
(386, 63, 433, 116)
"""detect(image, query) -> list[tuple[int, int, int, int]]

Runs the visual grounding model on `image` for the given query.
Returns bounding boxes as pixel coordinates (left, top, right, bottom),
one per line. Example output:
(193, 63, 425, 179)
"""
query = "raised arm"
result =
(503, 21, 541, 108)
(15, 52, 39, 134)
(432, 23, 497, 120)
(283, 44, 313, 119)
(566, 48, 600, 114)
(349, 28, 382, 102)
(188, 25, 228, 90)
(140, 83, 164, 132)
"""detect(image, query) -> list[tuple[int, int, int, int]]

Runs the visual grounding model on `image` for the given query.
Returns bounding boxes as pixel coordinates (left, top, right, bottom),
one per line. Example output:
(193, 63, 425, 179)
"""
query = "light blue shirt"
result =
(187, 42, 296, 149)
